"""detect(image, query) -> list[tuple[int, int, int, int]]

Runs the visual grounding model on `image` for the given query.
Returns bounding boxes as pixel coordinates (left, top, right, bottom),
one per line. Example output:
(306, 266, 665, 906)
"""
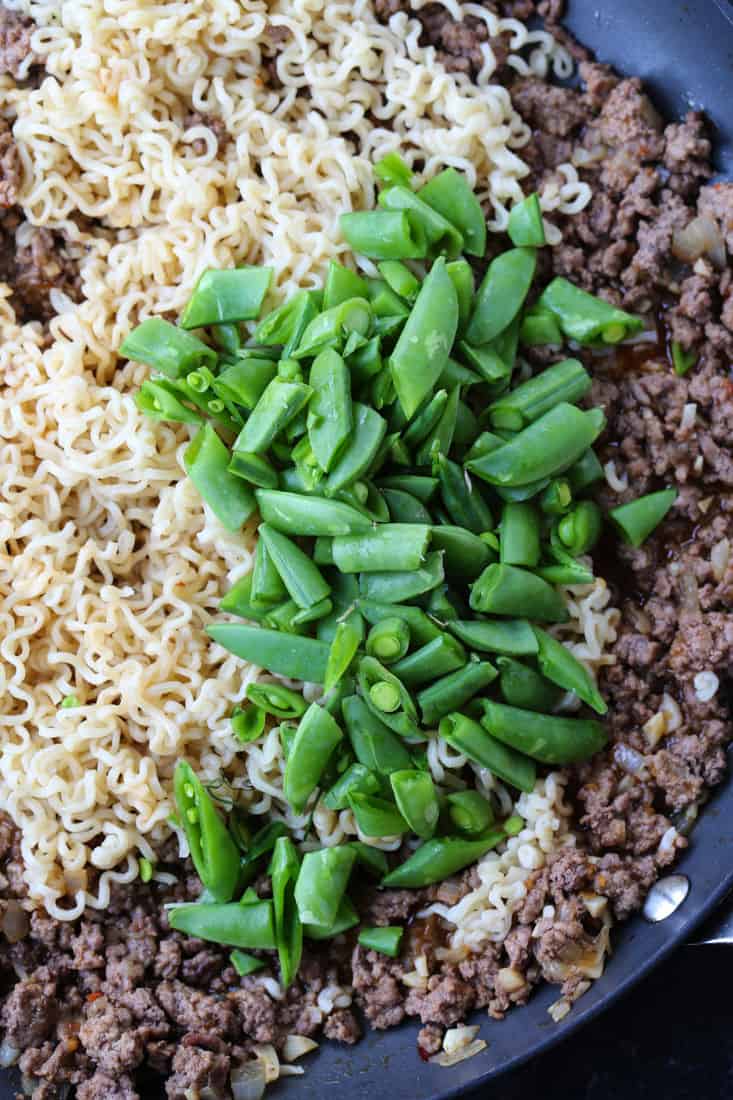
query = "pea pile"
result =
(123, 156, 677, 984)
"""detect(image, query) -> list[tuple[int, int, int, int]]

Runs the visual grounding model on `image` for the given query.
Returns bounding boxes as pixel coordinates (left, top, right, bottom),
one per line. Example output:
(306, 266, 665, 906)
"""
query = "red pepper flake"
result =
(418, 1045, 431, 1062)
(86, 990, 103, 1003)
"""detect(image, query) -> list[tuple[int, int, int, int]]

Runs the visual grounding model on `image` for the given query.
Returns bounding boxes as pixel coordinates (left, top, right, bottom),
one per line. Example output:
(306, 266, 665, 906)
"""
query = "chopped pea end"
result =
(369, 681, 401, 713)
(139, 857, 154, 883)
(60, 693, 80, 709)
(504, 814, 524, 836)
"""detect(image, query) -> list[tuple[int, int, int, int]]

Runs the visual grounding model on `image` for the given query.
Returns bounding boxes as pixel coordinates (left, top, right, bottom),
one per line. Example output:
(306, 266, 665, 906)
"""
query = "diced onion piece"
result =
(694, 670, 719, 702)
(443, 1025, 480, 1056)
(672, 215, 726, 268)
(282, 1035, 318, 1062)
(253, 1044, 280, 1083)
(580, 892, 608, 919)
(660, 693, 682, 733)
(0, 1040, 20, 1067)
(2, 901, 29, 944)
(711, 539, 730, 582)
(496, 966, 526, 993)
(431, 1039, 487, 1067)
(613, 741, 647, 778)
(642, 711, 667, 748)
(231, 1061, 267, 1100)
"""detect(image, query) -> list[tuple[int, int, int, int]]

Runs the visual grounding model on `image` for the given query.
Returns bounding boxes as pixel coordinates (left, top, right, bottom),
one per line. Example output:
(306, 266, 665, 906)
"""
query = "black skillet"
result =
(2, 2, 732, 1097)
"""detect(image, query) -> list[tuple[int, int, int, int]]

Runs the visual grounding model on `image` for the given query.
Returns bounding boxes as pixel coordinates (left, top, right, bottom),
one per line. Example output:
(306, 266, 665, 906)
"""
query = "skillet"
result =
(2, 1, 732, 1097)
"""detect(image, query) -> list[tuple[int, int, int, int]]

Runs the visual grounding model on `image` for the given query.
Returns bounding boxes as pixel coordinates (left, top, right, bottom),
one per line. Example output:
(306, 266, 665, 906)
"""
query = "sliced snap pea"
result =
(507, 193, 546, 248)
(533, 627, 607, 715)
(253, 288, 320, 352)
(539, 479, 573, 516)
(233, 379, 312, 455)
(208, 624, 331, 682)
(294, 845, 356, 929)
(350, 841, 389, 877)
(259, 524, 331, 610)
(446, 259, 477, 327)
(609, 488, 677, 548)
(374, 150, 413, 188)
(445, 790, 495, 835)
(269, 835, 302, 987)
(555, 500, 603, 557)
(402, 390, 449, 449)
(332, 524, 431, 574)
(499, 501, 541, 568)
(566, 448, 604, 494)
(382, 829, 506, 888)
(255, 490, 373, 536)
(489, 359, 591, 432)
(470, 563, 569, 622)
(448, 618, 539, 656)
(467, 403, 605, 488)
(366, 277, 411, 320)
(419, 168, 487, 256)
(136, 379, 205, 424)
(379, 184, 464, 258)
(390, 633, 467, 689)
(251, 535, 288, 608)
(375, 475, 439, 504)
(497, 656, 563, 712)
(323, 763, 383, 811)
(184, 424, 256, 532)
(358, 550, 445, 604)
(295, 297, 372, 359)
(429, 525, 493, 581)
(389, 257, 459, 419)
(168, 900, 276, 949)
(324, 617, 363, 694)
(358, 600, 442, 647)
(382, 488, 433, 524)
(348, 791, 409, 837)
(378, 260, 420, 303)
(307, 348, 353, 473)
(180, 266, 272, 328)
(358, 655, 420, 743)
(228, 450, 279, 489)
(536, 277, 644, 344)
(121, 317, 217, 378)
(479, 699, 607, 764)
(464, 247, 537, 346)
(365, 617, 411, 664)
(519, 308, 563, 347)
(231, 704, 267, 744)
(325, 402, 388, 493)
(417, 655, 497, 727)
(230, 950, 266, 976)
(173, 761, 241, 902)
(303, 896, 360, 941)
(340, 210, 428, 261)
(438, 712, 536, 793)
(358, 925, 404, 957)
(415, 385, 459, 468)
(323, 260, 370, 310)
(436, 455, 493, 534)
(284, 702, 344, 812)
(342, 694, 412, 775)
(245, 681, 308, 720)
(219, 572, 268, 622)
(390, 769, 440, 838)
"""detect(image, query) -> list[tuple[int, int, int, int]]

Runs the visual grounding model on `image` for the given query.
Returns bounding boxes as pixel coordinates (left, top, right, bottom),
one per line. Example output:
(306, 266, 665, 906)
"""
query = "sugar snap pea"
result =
(438, 712, 536, 792)
(284, 702, 344, 812)
(173, 761, 240, 902)
(479, 699, 607, 764)
(417, 656, 497, 727)
(169, 900, 276, 949)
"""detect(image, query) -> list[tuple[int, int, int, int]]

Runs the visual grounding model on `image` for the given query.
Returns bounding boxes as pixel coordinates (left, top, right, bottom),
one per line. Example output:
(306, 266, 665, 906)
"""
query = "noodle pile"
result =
(0, 0, 594, 916)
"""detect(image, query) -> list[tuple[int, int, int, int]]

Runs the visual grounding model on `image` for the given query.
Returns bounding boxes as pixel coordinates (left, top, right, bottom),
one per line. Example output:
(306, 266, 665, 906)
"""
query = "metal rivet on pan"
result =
(642, 874, 690, 922)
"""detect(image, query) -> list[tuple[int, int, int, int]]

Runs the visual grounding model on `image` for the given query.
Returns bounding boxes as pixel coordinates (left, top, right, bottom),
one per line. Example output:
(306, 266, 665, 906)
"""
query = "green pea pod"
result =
(136, 379, 205, 424)
(168, 900, 276, 949)
(536, 277, 644, 344)
(121, 317, 217, 379)
(415, 385, 460, 468)
(445, 260, 476, 327)
(448, 618, 539, 656)
(467, 403, 605, 488)
(339, 210, 428, 261)
(465, 247, 537, 346)
(303, 896, 360, 941)
(519, 308, 563, 347)
(349, 841, 389, 877)
(294, 297, 372, 359)
(365, 617, 411, 664)
(390, 769, 440, 838)
(440, 711, 537, 792)
(307, 348, 353, 473)
(419, 168, 486, 256)
(259, 524, 331, 610)
(566, 449, 604, 494)
(497, 656, 563, 712)
(269, 836, 303, 988)
(499, 501, 541, 568)
(378, 259, 420, 302)
(284, 703, 344, 812)
(389, 257, 459, 419)
(533, 628, 607, 715)
(230, 950, 266, 976)
(417, 656, 497, 727)
(184, 424, 256, 532)
(378, 476, 440, 508)
(231, 704, 267, 743)
(390, 634, 467, 689)
(325, 402, 388, 494)
(173, 761, 240, 902)
(253, 288, 320, 351)
(294, 845, 356, 928)
(233, 379, 312, 455)
(436, 455, 493, 534)
(379, 184, 464, 258)
(381, 489, 433, 524)
(255, 490, 373, 536)
(539, 479, 573, 516)
(324, 617, 363, 694)
(609, 488, 677, 548)
(208, 625, 331, 682)
(489, 358, 591, 432)
(479, 699, 607, 764)
(323, 260, 370, 310)
(366, 277, 411, 320)
(245, 681, 308, 720)
(507, 193, 546, 248)
(332, 524, 431, 574)
(445, 790, 495, 836)
(382, 829, 506, 888)
(429, 526, 493, 581)
(358, 925, 404, 957)
(342, 695, 412, 775)
(402, 390, 448, 449)
(349, 791, 409, 837)
(357, 655, 420, 743)
(323, 763, 383, 811)
(239, 820, 291, 885)
(358, 600, 442, 647)
(358, 550, 445, 605)
(181, 266, 273, 328)
(470, 563, 569, 623)
(555, 500, 603, 557)
(228, 450, 279, 489)
(251, 537, 288, 608)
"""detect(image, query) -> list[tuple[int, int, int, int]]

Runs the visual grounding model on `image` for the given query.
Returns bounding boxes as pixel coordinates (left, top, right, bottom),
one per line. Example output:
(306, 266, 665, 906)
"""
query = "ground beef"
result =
(182, 111, 229, 157)
(323, 1008, 361, 1044)
(0, 7, 37, 80)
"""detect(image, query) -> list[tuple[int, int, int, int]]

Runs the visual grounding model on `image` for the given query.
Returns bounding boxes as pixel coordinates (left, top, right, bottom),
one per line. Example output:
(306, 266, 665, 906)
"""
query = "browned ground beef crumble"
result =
(2, 1, 732, 1096)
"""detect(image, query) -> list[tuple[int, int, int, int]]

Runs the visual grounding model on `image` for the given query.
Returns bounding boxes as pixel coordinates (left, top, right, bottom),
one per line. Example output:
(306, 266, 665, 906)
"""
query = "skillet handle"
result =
(689, 889, 733, 945)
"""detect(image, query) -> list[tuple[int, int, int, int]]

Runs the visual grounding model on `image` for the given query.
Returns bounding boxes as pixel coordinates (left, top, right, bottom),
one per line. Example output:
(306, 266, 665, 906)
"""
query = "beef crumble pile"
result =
(2, 2, 732, 1098)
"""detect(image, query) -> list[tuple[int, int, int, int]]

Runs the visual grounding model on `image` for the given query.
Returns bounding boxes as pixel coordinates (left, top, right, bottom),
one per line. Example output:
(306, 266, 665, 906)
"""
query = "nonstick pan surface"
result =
(2, 2, 732, 1097)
